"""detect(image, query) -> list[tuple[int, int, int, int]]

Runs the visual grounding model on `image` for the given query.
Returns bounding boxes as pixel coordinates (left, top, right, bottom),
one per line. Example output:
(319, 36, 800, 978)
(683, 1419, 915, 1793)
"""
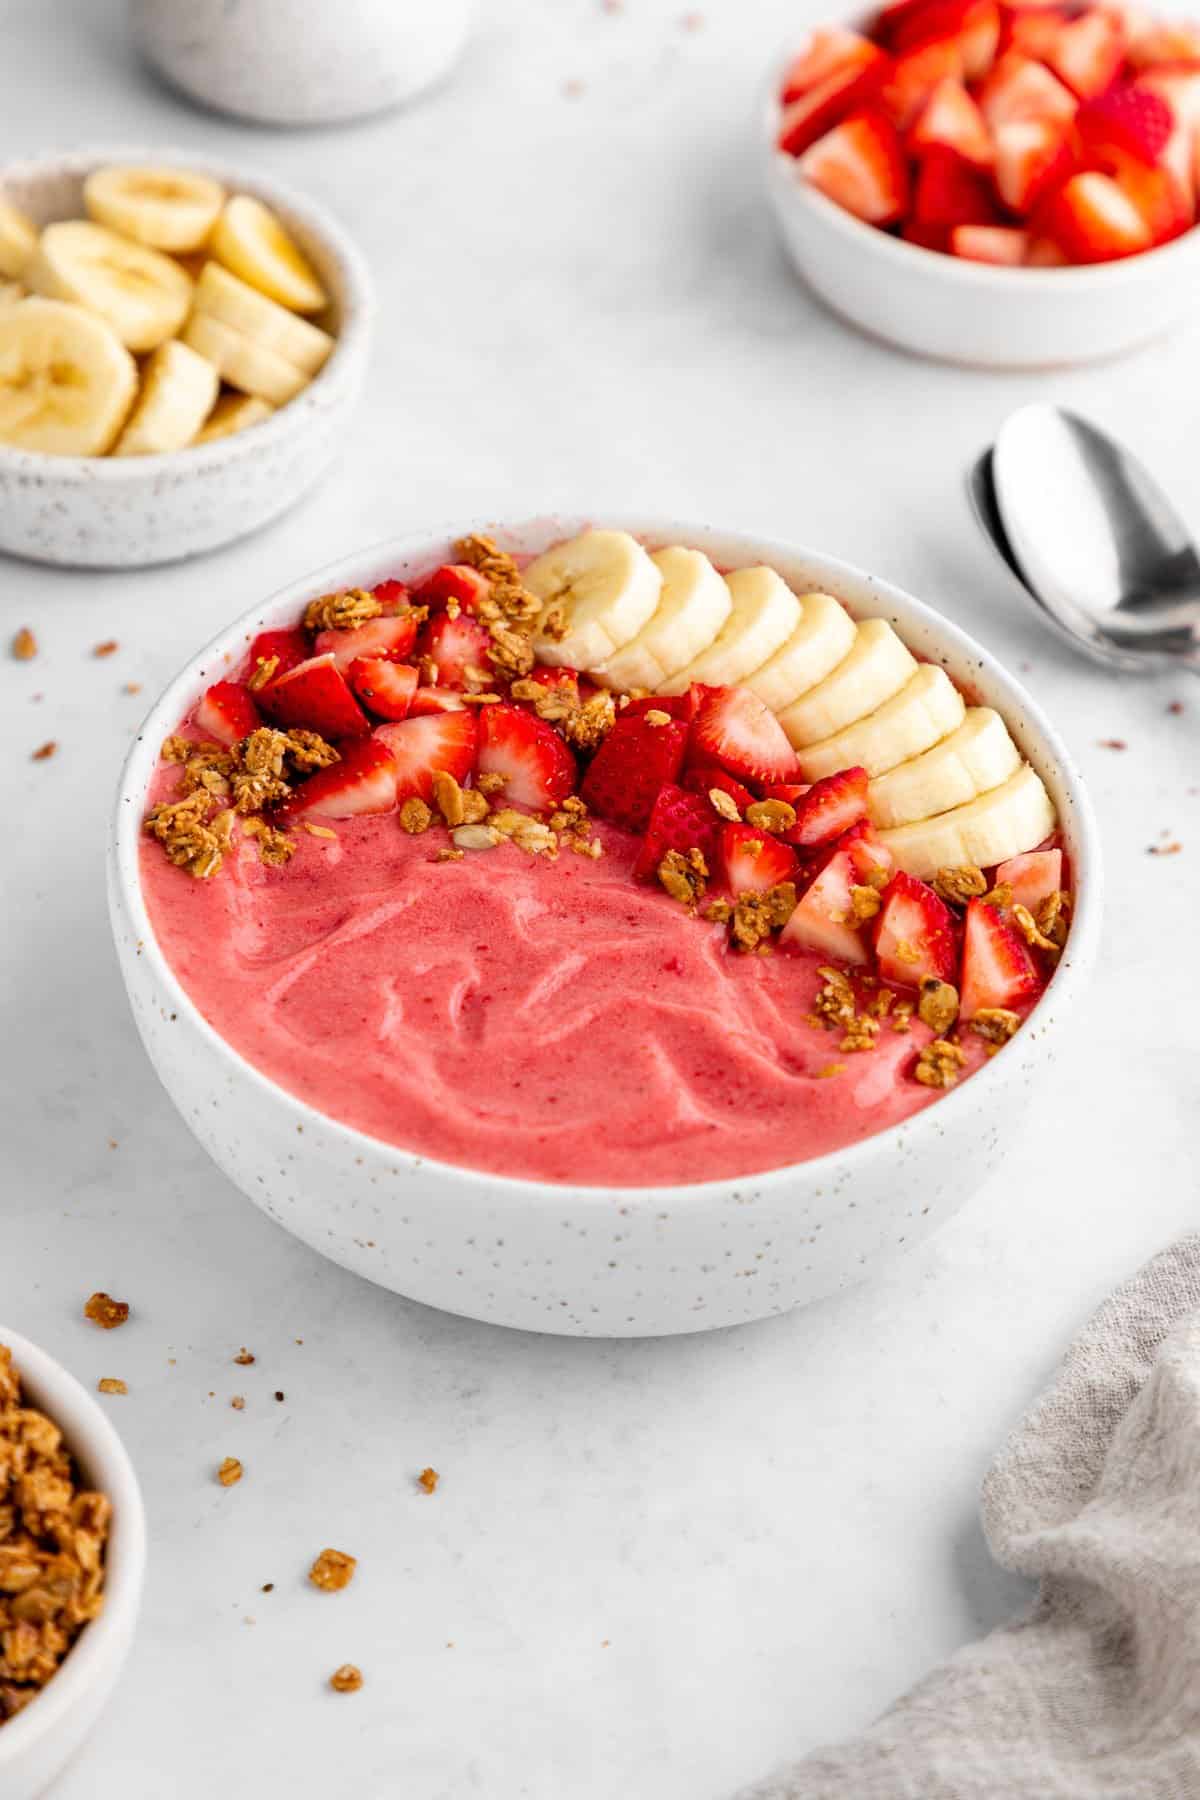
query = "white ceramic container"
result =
(0, 1328, 146, 1800)
(0, 148, 373, 569)
(108, 517, 1101, 1338)
(129, 0, 474, 125)
(763, 40, 1200, 368)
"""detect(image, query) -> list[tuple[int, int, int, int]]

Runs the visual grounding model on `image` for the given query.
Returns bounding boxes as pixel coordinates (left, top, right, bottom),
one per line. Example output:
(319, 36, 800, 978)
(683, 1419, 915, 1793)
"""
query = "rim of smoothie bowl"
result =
(110, 515, 1103, 1202)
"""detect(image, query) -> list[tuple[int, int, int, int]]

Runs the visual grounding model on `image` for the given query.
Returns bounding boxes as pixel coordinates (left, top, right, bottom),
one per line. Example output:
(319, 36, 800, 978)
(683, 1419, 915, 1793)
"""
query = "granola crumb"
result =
(144, 790, 233, 879)
(849, 883, 882, 924)
(932, 865, 987, 906)
(92, 640, 118, 659)
(1148, 840, 1183, 856)
(31, 741, 56, 762)
(840, 1014, 879, 1053)
(913, 1038, 967, 1089)
(815, 1063, 847, 1079)
(431, 770, 467, 828)
(230, 1396, 245, 1411)
(708, 787, 741, 822)
(123, 682, 141, 695)
(417, 1467, 439, 1495)
(433, 847, 464, 863)
(452, 823, 502, 851)
(971, 1007, 1021, 1044)
(917, 977, 959, 1035)
(891, 999, 915, 1033)
(701, 898, 733, 925)
(11, 628, 36, 661)
(84, 1293, 129, 1330)
(233, 1348, 255, 1366)
(1012, 901, 1061, 955)
(247, 654, 279, 692)
(302, 588, 381, 633)
(399, 796, 433, 835)
(309, 1548, 356, 1593)
(981, 882, 1013, 909)
(729, 883, 796, 951)
(745, 798, 796, 834)
(217, 1457, 243, 1488)
(241, 816, 294, 867)
(1097, 737, 1127, 750)
(1168, 700, 1185, 716)
(97, 1378, 127, 1396)
(657, 848, 707, 909)
(330, 1664, 363, 1693)
(541, 605, 567, 642)
(476, 771, 507, 796)
(643, 708, 672, 727)
(303, 822, 338, 840)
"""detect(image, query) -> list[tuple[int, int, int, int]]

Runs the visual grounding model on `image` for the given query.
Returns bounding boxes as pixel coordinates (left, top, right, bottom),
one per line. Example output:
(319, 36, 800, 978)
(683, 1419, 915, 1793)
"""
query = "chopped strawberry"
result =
(682, 764, 757, 813)
(838, 818, 895, 884)
(778, 52, 891, 156)
(245, 627, 309, 687)
(580, 713, 689, 833)
(799, 110, 912, 222)
(412, 564, 492, 613)
(1038, 169, 1154, 259)
(993, 117, 1075, 212)
(763, 782, 812, 805)
(913, 147, 1000, 227)
(978, 52, 1078, 130)
(407, 687, 468, 715)
(902, 218, 953, 249)
(193, 680, 261, 746)
(1077, 81, 1174, 165)
(260, 655, 370, 739)
(951, 223, 1031, 261)
(279, 738, 399, 820)
(959, 896, 1040, 1018)
(1046, 9, 1125, 99)
(521, 665, 583, 695)
(779, 848, 870, 965)
(718, 822, 800, 897)
(1126, 18, 1200, 70)
(633, 783, 719, 881)
(417, 613, 494, 690)
(883, 36, 964, 128)
(1004, 7, 1071, 63)
(1025, 233, 1069, 264)
(874, 871, 957, 988)
(690, 684, 800, 786)
(476, 702, 577, 810)
(782, 27, 884, 103)
(995, 847, 1063, 910)
(785, 766, 869, 848)
(314, 610, 423, 673)
(374, 711, 478, 804)
(910, 76, 994, 167)
(626, 689, 699, 721)
(371, 577, 410, 612)
(348, 657, 419, 721)
(959, 0, 1001, 79)
(883, 0, 999, 77)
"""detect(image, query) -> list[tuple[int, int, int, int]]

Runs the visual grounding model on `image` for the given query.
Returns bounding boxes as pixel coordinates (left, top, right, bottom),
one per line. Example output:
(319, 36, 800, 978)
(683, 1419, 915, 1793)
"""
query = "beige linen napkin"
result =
(741, 1236, 1200, 1800)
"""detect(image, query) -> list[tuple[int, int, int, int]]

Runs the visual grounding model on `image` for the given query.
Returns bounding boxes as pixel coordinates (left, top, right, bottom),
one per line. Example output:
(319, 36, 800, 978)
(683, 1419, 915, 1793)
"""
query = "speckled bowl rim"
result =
(0, 1327, 146, 1769)
(111, 515, 1103, 1204)
(0, 144, 374, 479)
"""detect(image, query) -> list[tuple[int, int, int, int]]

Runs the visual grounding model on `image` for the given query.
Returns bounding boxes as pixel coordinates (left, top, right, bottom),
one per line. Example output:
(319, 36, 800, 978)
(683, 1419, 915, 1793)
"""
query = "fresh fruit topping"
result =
(718, 821, 800, 897)
(978, 51, 1078, 128)
(408, 688, 468, 715)
(959, 895, 1040, 1018)
(372, 578, 411, 612)
(260, 655, 371, 739)
(993, 117, 1075, 213)
(782, 27, 886, 103)
(526, 529, 663, 670)
(874, 870, 958, 987)
(780, 848, 871, 964)
(995, 847, 1063, 909)
(1038, 170, 1153, 261)
(1077, 81, 1174, 164)
(417, 613, 494, 690)
(347, 657, 419, 721)
(839, 818, 896, 883)
(778, 45, 893, 155)
(279, 738, 398, 820)
(246, 627, 309, 686)
(800, 111, 911, 223)
(626, 689, 699, 722)
(913, 145, 999, 227)
(580, 712, 690, 832)
(884, 37, 965, 127)
(193, 680, 261, 746)
(690, 684, 799, 785)
(313, 611, 422, 673)
(0, 297, 138, 456)
(633, 783, 719, 881)
(413, 563, 491, 613)
(476, 702, 577, 811)
(683, 764, 758, 814)
(210, 192, 327, 313)
(909, 75, 994, 166)
(114, 338, 219, 457)
(1045, 9, 1125, 99)
(950, 223, 1031, 261)
(786, 766, 870, 847)
(374, 711, 478, 804)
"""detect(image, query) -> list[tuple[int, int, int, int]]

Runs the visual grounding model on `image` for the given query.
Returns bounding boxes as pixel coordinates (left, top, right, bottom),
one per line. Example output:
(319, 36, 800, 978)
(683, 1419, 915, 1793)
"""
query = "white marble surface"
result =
(0, 0, 1196, 1794)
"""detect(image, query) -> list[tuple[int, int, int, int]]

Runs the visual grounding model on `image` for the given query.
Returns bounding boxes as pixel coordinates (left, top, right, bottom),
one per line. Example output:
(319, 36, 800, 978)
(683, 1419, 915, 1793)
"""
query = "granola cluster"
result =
(147, 727, 340, 878)
(302, 588, 381, 633)
(456, 534, 543, 682)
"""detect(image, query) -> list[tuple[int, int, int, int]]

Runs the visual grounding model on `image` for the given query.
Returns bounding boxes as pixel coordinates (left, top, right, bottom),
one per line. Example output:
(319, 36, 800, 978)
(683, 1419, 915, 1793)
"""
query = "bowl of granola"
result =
(0, 1330, 145, 1797)
(108, 516, 1101, 1336)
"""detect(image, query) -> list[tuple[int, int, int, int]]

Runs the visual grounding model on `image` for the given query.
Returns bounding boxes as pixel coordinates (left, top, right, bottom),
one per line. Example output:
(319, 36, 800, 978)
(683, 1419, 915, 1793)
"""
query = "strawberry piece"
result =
(979, 52, 1078, 130)
(1025, 234, 1069, 264)
(910, 76, 994, 167)
(763, 782, 812, 805)
(782, 27, 884, 103)
(1046, 9, 1125, 99)
(1077, 82, 1174, 165)
(1126, 19, 1200, 71)
(718, 822, 800, 898)
(995, 847, 1063, 910)
(993, 117, 1075, 212)
(839, 818, 895, 883)
(913, 147, 1000, 227)
(1038, 170, 1154, 260)
(279, 738, 399, 820)
(959, 0, 1001, 79)
(246, 627, 309, 687)
(778, 52, 891, 156)
(1005, 8, 1071, 63)
(901, 219, 953, 250)
(412, 563, 492, 613)
(476, 702, 577, 810)
(883, 37, 964, 128)
(193, 680, 261, 746)
(348, 657, 419, 721)
(1112, 156, 1192, 244)
(408, 688, 468, 714)
(372, 577, 410, 611)
(874, 871, 957, 988)
(260, 655, 371, 739)
(417, 613, 494, 690)
(580, 713, 689, 833)
(690, 685, 800, 786)
(682, 764, 757, 813)
(626, 689, 699, 721)
(314, 610, 423, 673)
(785, 766, 869, 848)
(800, 111, 911, 224)
(780, 848, 870, 964)
(633, 783, 719, 881)
(959, 896, 1040, 1018)
(884, 0, 1000, 77)
(951, 223, 1031, 261)
(374, 711, 478, 804)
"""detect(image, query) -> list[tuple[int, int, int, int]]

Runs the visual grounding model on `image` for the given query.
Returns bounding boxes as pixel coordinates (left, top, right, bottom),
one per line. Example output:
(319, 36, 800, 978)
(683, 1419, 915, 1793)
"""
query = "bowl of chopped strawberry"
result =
(766, 2, 1200, 364)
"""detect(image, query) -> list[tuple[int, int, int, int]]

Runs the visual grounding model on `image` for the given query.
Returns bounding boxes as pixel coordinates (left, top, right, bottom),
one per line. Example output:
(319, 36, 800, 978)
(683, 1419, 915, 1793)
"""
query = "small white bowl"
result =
(0, 1328, 146, 1800)
(108, 516, 1101, 1338)
(0, 147, 373, 568)
(763, 41, 1200, 367)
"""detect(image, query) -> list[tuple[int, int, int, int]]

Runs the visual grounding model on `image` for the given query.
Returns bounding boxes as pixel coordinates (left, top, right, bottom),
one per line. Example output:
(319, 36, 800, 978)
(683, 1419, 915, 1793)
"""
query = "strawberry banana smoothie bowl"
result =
(138, 530, 1073, 1188)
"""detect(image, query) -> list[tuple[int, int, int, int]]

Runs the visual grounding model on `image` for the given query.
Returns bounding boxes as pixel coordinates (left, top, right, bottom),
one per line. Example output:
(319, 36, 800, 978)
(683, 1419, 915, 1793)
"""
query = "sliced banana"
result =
(778, 619, 916, 748)
(527, 529, 663, 670)
(193, 391, 274, 444)
(741, 591, 857, 713)
(0, 199, 37, 279)
(192, 261, 334, 378)
(0, 297, 137, 455)
(878, 764, 1056, 879)
(114, 339, 220, 456)
(26, 220, 192, 353)
(797, 664, 965, 782)
(210, 194, 327, 313)
(659, 566, 801, 694)
(84, 165, 225, 253)
(591, 546, 730, 691)
(867, 707, 1021, 830)
(180, 311, 308, 407)
(0, 281, 24, 308)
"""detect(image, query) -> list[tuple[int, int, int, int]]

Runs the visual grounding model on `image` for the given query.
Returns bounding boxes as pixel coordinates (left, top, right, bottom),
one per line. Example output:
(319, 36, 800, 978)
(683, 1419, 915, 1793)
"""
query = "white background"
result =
(1, 0, 1196, 1794)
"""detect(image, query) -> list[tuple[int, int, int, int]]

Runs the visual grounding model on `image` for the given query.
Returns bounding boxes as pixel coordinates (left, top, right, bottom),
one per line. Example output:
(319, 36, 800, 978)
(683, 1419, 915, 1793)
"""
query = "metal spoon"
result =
(986, 405, 1200, 673)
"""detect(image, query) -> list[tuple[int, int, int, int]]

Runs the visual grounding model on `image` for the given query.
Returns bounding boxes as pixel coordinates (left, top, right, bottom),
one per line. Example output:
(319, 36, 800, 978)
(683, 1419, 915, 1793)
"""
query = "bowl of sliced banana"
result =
(0, 147, 373, 567)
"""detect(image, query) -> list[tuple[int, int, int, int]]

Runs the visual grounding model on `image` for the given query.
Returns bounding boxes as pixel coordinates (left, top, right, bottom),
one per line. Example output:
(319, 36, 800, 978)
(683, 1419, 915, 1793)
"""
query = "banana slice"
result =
(193, 391, 274, 444)
(0, 297, 137, 455)
(83, 165, 225, 252)
(210, 195, 327, 313)
(0, 199, 37, 279)
(114, 339, 220, 456)
(192, 261, 334, 378)
(778, 619, 917, 748)
(878, 764, 1057, 879)
(798, 664, 965, 782)
(0, 281, 24, 308)
(659, 566, 801, 694)
(26, 221, 192, 352)
(180, 312, 308, 407)
(591, 546, 730, 691)
(741, 591, 857, 713)
(867, 708, 1021, 830)
(527, 530, 663, 670)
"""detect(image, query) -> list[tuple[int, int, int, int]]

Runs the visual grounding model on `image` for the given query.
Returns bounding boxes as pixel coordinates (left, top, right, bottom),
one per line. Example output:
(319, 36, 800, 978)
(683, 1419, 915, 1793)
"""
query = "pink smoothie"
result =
(139, 806, 971, 1187)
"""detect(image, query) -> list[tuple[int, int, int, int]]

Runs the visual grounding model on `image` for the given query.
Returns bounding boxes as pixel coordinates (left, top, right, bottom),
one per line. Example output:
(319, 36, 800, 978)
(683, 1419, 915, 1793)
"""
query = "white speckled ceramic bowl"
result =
(0, 1328, 146, 1800)
(108, 517, 1101, 1338)
(0, 147, 373, 568)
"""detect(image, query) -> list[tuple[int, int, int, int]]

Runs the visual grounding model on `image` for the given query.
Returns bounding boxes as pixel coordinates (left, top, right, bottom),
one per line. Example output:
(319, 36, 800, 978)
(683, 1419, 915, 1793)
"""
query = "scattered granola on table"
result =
(217, 1458, 243, 1488)
(96, 1378, 127, 1396)
(417, 1467, 439, 1495)
(329, 1664, 363, 1693)
(309, 1548, 356, 1593)
(84, 1293, 128, 1330)
(11, 628, 36, 662)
